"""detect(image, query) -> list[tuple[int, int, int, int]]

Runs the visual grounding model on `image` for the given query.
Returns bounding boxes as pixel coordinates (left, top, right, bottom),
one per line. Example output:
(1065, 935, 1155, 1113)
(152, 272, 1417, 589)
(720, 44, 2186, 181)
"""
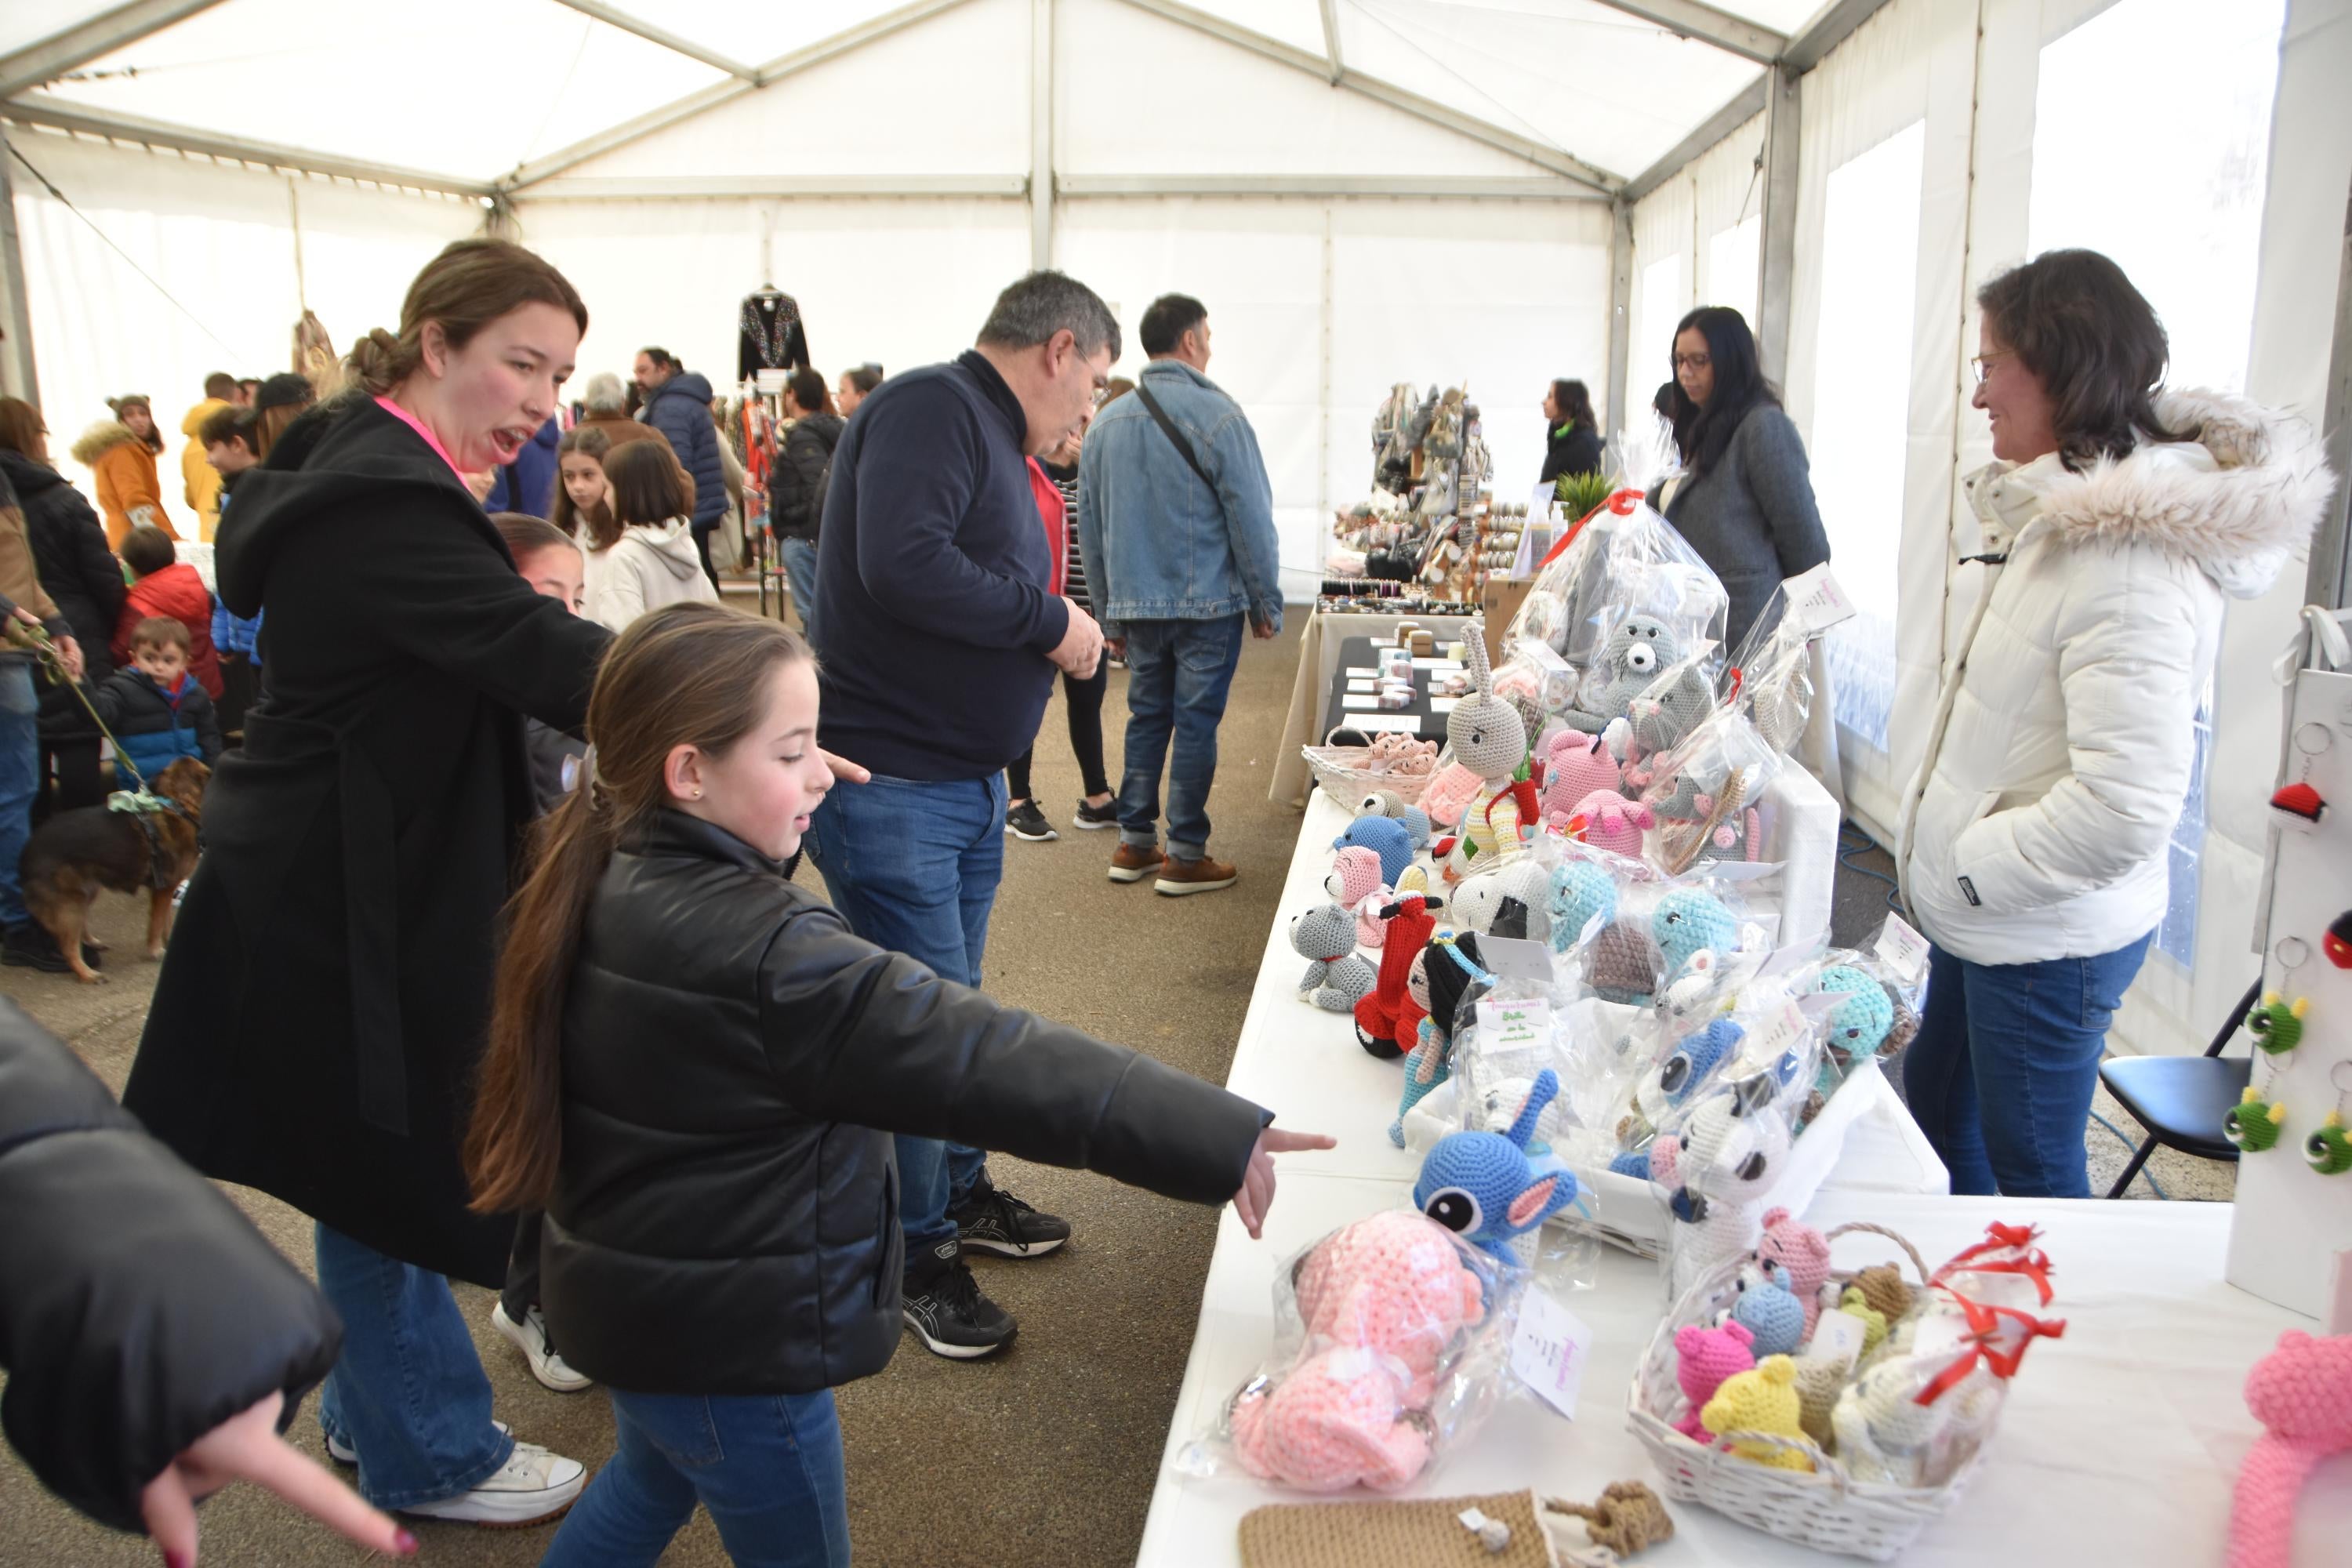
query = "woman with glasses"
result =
(1896, 248, 2329, 1197)
(1654, 307, 1829, 649)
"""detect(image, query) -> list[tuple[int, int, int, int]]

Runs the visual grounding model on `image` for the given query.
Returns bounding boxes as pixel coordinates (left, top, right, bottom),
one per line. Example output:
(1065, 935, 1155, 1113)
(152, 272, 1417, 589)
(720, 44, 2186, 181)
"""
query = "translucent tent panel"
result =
(566, 0, 927, 60)
(0, 0, 105, 59)
(1164, 0, 1331, 56)
(1334, 0, 1764, 180)
(21, 0, 727, 183)
(1703, 0, 1833, 26)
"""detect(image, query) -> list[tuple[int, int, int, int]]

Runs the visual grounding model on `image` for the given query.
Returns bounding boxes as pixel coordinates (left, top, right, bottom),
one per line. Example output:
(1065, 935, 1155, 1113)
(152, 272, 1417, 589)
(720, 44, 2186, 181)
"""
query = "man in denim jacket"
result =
(1078, 294, 1282, 895)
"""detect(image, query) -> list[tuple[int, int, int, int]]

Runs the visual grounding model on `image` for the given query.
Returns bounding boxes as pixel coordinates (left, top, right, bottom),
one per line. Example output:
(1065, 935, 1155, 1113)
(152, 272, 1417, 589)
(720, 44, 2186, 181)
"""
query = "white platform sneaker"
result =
(399, 1441, 586, 1527)
(491, 1301, 593, 1393)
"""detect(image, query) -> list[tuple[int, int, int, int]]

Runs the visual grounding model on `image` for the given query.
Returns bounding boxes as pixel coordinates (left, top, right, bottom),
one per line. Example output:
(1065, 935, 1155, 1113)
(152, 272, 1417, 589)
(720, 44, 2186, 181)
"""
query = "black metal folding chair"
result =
(2096, 977, 2260, 1198)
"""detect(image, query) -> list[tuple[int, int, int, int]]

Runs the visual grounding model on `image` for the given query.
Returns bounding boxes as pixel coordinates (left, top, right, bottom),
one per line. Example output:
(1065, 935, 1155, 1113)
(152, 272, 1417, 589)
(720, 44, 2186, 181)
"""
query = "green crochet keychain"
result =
(2229, 1087, 2288, 1153)
(2249, 992, 2311, 1054)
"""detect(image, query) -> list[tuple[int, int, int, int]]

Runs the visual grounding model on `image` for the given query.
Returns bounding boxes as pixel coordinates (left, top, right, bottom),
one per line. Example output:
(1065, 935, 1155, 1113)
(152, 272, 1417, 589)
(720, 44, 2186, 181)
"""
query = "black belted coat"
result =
(122, 395, 612, 1286)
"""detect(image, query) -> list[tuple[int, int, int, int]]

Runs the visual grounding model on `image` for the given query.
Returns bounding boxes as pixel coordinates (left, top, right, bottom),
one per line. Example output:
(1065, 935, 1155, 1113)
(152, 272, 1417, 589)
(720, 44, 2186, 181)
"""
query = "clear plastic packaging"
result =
(1184, 1210, 1527, 1493)
(1629, 700, 1783, 877)
(1722, 582, 1817, 758)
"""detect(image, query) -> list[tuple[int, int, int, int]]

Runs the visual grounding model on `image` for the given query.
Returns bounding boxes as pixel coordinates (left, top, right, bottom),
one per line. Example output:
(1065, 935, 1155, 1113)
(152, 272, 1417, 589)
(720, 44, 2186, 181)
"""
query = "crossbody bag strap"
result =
(1132, 382, 1217, 493)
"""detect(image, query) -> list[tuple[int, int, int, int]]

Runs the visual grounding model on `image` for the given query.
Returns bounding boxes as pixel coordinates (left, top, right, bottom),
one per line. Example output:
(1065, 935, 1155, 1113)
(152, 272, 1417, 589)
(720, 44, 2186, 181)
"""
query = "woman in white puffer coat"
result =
(1897, 248, 2334, 1198)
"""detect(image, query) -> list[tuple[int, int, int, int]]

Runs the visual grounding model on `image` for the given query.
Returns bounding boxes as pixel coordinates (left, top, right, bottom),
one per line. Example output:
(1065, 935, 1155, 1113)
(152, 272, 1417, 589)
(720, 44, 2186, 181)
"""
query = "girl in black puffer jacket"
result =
(468, 603, 1326, 1568)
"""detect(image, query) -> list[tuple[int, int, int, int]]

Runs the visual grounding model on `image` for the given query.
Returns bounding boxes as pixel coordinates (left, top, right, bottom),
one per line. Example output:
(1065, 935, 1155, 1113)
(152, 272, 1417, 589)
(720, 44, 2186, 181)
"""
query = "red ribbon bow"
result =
(1915, 1288, 2067, 1406)
(1931, 1222, 2055, 1307)
(1535, 488, 1651, 571)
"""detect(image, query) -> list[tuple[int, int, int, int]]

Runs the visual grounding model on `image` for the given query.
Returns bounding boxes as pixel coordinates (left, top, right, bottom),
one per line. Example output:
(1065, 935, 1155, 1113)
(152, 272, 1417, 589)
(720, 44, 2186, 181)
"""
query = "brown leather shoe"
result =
(1154, 854, 1238, 896)
(1107, 843, 1167, 884)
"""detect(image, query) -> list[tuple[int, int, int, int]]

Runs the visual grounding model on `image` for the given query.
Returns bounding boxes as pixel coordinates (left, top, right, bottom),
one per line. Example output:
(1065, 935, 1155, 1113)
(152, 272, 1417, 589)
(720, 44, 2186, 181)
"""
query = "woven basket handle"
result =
(1823, 1221, 1932, 1287)
(1710, 1428, 1851, 1490)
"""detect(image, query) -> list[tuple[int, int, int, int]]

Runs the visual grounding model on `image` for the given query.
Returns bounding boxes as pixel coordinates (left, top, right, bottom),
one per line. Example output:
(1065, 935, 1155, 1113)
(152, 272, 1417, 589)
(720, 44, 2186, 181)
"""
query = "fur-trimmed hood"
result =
(1966, 387, 2335, 601)
(69, 420, 142, 466)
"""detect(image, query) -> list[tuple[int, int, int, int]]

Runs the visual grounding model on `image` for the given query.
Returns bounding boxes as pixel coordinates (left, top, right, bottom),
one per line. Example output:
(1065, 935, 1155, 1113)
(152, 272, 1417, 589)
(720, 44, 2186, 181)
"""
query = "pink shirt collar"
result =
(374, 395, 462, 477)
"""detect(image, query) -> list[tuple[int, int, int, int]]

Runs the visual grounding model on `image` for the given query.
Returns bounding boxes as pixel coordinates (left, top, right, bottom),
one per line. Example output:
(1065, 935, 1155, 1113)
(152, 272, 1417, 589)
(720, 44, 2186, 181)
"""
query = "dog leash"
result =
(5, 618, 157, 797)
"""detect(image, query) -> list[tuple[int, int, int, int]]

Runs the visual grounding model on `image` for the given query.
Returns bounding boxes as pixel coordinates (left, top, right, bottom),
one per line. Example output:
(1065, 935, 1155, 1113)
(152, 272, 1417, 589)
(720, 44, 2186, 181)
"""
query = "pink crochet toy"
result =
(1537, 729, 1623, 824)
(2229, 1329, 2352, 1568)
(1566, 787, 1654, 856)
(1293, 1209, 1487, 1403)
(1421, 761, 1484, 838)
(1368, 732, 1439, 776)
(1673, 1319, 1757, 1441)
(1229, 1347, 1429, 1493)
(1755, 1207, 1833, 1339)
(1326, 845, 1392, 949)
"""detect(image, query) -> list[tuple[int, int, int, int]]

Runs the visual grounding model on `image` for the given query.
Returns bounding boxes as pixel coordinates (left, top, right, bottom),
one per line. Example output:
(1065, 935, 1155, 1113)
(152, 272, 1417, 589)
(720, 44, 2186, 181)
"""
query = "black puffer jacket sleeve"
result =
(0, 998, 341, 1533)
(757, 908, 1270, 1203)
(770, 419, 836, 540)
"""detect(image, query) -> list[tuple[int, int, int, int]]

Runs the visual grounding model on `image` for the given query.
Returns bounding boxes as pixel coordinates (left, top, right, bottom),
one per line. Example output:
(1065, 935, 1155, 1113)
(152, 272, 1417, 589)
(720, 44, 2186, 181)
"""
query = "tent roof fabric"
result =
(0, 0, 1870, 196)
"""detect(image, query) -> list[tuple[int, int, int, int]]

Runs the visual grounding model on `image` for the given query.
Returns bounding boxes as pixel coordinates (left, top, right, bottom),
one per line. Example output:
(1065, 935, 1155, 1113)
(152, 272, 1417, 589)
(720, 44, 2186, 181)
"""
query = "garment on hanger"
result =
(739, 290, 811, 379)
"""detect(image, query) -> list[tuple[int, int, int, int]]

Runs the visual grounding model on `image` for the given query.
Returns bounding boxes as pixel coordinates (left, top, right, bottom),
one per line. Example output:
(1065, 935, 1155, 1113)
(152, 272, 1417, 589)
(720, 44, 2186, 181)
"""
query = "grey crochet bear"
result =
(1624, 658, 1716, 758)
(1289, 902, 1377, 1012)
(1564, 614, 1679, 735)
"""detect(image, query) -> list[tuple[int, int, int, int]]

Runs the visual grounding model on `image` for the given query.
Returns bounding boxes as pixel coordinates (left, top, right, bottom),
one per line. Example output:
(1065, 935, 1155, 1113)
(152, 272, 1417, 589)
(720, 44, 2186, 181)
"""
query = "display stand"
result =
(1272, 609, 1473, 806)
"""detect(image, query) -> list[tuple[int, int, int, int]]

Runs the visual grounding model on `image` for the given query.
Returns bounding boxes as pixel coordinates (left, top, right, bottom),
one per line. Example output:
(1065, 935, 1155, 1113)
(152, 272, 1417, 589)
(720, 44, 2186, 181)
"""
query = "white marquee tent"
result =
(0, 0, 2346, 1065)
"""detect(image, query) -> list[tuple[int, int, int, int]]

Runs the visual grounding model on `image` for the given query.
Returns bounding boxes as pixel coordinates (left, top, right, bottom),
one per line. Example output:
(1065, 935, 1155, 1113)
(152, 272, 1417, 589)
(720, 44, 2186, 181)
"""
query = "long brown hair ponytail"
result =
(466, 603, 815, 1212)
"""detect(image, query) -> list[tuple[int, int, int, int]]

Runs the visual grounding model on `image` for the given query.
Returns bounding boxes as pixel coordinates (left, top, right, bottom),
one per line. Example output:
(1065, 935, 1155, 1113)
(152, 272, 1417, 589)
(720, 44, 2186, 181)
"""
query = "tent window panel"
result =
(1706, 216, 1760, 328)
(2027, 0, 2285, 967)
(1635, 252, 1685, 403)
(1811, 120, 1925, 753)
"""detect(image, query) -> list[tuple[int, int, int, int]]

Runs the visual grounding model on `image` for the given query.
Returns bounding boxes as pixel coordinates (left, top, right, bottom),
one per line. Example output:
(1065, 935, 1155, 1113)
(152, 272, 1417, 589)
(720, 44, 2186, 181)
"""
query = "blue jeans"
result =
(779, 536, 819, 647)
(312, 1223, 513, 1508)
(1902, 934, 2153, 1197)
(803, 771, 1001, 1258)
(0, 662, 40, 927)
(542, 1389, 848, 1568)
(1116, 615, 1245, 862)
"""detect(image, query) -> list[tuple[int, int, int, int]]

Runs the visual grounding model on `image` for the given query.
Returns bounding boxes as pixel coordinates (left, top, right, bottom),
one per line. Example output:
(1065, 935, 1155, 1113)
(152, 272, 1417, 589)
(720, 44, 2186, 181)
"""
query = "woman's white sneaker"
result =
(491, 1301, 593, 1392)
(327, 1418, 507, 1467)
(399, 1441, 586, 1527)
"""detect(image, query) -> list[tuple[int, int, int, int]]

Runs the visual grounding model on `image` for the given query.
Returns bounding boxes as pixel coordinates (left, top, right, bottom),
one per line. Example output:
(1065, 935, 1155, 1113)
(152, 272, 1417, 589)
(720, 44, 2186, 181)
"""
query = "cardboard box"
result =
(1479, 575, 1533, 668)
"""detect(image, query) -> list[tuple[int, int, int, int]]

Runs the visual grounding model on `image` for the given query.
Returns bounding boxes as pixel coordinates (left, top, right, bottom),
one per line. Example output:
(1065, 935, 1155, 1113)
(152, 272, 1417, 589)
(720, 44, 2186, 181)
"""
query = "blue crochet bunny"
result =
(1414, 1068, 1578, 1260)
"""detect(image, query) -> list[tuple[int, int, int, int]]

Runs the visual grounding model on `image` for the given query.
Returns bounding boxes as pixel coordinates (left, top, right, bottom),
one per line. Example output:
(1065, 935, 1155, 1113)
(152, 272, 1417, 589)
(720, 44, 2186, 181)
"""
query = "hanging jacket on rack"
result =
(739, 291, 811, 380)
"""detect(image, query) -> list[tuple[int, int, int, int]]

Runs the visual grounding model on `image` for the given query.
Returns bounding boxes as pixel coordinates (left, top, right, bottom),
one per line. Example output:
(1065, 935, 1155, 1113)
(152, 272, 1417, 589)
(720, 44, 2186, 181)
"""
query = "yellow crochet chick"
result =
(1837, 1287, 1889, 1357)
(1700, 1355, 1816, 1472)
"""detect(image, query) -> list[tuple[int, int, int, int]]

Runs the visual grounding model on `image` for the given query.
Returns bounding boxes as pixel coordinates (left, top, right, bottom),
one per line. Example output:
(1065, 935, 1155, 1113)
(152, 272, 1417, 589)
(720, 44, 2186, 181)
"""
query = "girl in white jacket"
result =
(1896, 249, 2333, 1197)
(581, 438, 719, 633)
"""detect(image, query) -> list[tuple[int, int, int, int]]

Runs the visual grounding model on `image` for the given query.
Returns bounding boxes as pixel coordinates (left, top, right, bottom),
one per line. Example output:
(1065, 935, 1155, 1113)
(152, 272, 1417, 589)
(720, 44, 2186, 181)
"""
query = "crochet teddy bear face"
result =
(1327, 844, 1387, 909)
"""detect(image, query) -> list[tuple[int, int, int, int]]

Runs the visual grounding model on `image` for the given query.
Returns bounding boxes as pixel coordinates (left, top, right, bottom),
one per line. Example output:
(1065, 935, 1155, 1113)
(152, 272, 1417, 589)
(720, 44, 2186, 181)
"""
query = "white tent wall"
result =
(5, 129, 481, 530)
(1625, 114, 1766, 436)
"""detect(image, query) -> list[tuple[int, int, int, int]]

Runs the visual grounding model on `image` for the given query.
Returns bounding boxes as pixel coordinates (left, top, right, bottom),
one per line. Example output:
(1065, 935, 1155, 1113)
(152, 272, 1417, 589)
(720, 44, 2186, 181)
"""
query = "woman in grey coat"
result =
(1654, 307, 1830, 649)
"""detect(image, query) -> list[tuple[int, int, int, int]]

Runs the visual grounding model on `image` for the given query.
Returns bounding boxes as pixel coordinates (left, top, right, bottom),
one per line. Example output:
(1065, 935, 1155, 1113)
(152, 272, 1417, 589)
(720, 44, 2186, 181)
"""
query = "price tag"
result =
(1783, 562, 1858, 635)
(1355, 714, 1424, 734)
(1475, 996, 1551, 1047)
(1874, 914, 1932, 987)
(1343, 666, 1380, 679)
(1347, 678, 1377, 692)
(1747, 1000, 1808, 1072)
(1412, 658, 1465, 671)
(1479, 934, 1555, 985)
(1806, 1309, 1865, 1373)
(1509, 1289, 1595, 1418)
(1431, 696, 1461, 713)
(1368, 636, 1398, 648)
(1341, 694, 1378, 710)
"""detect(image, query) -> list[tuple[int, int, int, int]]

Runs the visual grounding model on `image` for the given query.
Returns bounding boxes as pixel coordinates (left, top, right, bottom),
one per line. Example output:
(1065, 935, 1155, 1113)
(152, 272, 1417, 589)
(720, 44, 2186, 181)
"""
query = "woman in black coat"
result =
(120, 240, 620, 1526)
(0, 401, 126, 813)
(0, 996, 407, 1563)
(1537, 378, 1603, 488)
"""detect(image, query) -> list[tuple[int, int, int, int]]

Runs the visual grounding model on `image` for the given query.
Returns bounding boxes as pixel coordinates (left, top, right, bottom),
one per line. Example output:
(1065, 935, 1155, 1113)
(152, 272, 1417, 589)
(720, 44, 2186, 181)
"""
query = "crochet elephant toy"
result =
(1414, 1068, 1577, 1260)
(1546, 860, 1618, 954)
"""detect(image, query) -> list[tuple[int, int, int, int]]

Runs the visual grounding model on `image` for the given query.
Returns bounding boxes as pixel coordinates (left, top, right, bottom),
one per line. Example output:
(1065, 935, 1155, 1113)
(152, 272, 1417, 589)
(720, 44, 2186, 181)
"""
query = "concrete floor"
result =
(0, 615, 2229, 1568)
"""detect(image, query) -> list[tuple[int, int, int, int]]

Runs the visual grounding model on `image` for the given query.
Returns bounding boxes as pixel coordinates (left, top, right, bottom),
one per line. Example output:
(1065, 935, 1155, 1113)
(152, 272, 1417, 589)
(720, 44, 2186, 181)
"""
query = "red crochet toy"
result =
(2230, 1329, 2352, 1568)
(1354, 895, 1436, 1061)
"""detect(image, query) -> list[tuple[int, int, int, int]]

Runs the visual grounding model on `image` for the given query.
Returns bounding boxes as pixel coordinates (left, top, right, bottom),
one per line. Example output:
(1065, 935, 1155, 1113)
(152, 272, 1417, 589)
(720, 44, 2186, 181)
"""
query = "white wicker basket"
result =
(1625, 1222, 1987, 1561)
(1301, 745, 1436, 809)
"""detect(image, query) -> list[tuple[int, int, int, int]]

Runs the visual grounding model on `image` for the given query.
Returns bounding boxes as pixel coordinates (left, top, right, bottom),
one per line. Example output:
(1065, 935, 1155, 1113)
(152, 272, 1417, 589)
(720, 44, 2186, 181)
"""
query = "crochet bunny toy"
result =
(1415, 1069, 1577, 1261)
(1327, 845, 1392, 949)
(1392, 934, 1491, 1146)
(1334, 815, 1414, 891)
(1292, 1210, 1488, 1405)
(1355, 895, 1437, 1060)
(1701, 1355, 1814, 1472)
(1452, 858, 1552, 944)
(1755, 1207, 1834, 1340)
(1564, 614, 1679, 736)
(1547, 861, 1618, 954)
(1441, 625, 1533, 879)
(1537, 729, 1623, 826)
(1653, 1075, 1791, 1295)
(1291, 903, 1377, 1013)
(1720, 1261, 1806, 1359)
(1565, 787, 1654, 856)
(1672, 1319, 1756, 1440)
(2228, 1330, 2352, 1568)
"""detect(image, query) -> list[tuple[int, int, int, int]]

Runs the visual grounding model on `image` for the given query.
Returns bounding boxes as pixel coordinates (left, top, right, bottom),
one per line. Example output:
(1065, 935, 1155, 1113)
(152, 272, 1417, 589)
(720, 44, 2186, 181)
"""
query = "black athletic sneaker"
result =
(952, 1177, 1073, 1258)
(2, 923, 72, 974)
(1071, 797, 1120, 832)
(1005, 801, 1058, 842)
(902, 1241, 1018, 1359)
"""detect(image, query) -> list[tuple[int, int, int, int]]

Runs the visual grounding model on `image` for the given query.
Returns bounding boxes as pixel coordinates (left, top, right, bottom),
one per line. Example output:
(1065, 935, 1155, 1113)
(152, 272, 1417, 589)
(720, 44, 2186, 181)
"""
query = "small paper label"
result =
(1479, 934, 1555, 985)
(1873, 914, 1932, 987)
(1510, 1289, 1595, 1418)
(1368, 637, 1397, 647)
(1747, 1000, 1808, 1073)
(1807, 1310, 1865, 1373)
(1784, 562, 1858, 635)
(1343, 666, 1380, 679)
(1412, 658, 1465, 671)
(1431, 696, 1461, 713)
(1355, 714, 1424, 734)
(1341, 694, 1378, 710)
(1475, 996, 1551, 1047)
(1347, 678, 1377, 692)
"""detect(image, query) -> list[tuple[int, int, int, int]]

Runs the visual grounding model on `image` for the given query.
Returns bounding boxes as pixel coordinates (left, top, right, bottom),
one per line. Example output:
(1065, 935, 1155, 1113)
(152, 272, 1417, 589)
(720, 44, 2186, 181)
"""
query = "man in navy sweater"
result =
(804, 272, 1111, 1359)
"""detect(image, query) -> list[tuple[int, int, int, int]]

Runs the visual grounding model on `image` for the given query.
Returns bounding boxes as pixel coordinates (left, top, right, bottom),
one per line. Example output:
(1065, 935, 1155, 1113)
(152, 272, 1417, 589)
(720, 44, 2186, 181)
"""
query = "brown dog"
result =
(20, 757, 209, 984)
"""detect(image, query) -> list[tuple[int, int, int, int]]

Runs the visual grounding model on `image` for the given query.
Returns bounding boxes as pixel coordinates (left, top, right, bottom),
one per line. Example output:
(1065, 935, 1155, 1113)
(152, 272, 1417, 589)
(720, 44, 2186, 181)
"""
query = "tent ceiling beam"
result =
(0, 0, 225, 100)
(0, 100, 495, 198)
(1779, 0, 1900, 72)
(541, 0, 760, 82)
(1317, 0, 1342, 84)
(1606, 199, 1632, 438)
(1755, 61, 1799, 383)
(499, 0, 975, 192)
(1029, 0, 1052, 267)
(1587, 0, 1784, 66)
(515, 174, 1028, 200)
(1055, 173, 1603, 200)
(0, 128, 38, 403)
(1110, 0, 1621, 195)
(1623, 75, 1763, 203)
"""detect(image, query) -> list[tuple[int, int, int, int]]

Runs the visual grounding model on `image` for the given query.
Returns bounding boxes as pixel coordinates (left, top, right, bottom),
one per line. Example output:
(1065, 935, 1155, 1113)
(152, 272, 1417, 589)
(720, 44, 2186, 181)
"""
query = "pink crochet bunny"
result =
(1293, 1210, 1486, 1403)
(1566, 787, 1654, 856)
(1538, 729, 1623, 824)
(1326, 846, 1392, 949)
(2229, 1330, 2352, 1568)
(1229, 1347, 1430, 1493)
(1673, 1319, 1757, 1441)
(1756, 1207, 1833, 1339)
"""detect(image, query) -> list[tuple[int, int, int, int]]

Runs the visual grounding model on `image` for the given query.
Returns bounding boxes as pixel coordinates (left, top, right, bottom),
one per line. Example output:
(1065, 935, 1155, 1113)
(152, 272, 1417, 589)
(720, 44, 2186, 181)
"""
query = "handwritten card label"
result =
(1431, 696, 1461, 713)
(1344, 666, 1381, 679)
(1347, 679, 1377, 692)
(1510, 1290, 1595, 1418)
(1874, 914, 1932, 987)
(1784, 562, 1858, 636)
(1475, 996, 1551, 1048)
(1356, 714, 1424, 734)
(1341, 694, 1379, 710)
(1806, 1310, 1865, 1374)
